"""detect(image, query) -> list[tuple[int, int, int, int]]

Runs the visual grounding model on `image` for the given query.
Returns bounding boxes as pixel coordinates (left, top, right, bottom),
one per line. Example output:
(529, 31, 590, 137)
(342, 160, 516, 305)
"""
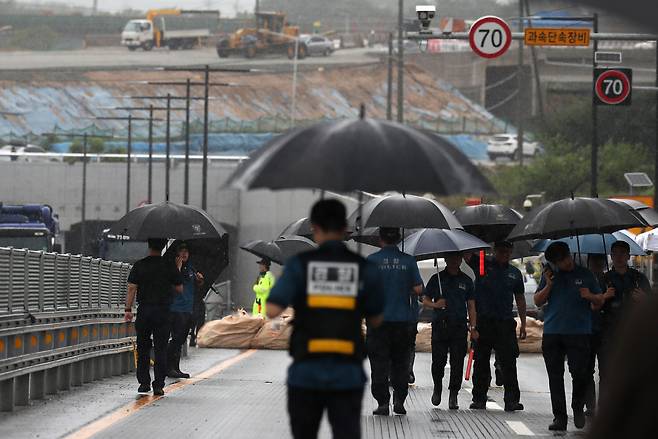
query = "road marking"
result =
(506, 420, 535, 436)
(486, 401, 503, 411)
(65, 349, 257, 439)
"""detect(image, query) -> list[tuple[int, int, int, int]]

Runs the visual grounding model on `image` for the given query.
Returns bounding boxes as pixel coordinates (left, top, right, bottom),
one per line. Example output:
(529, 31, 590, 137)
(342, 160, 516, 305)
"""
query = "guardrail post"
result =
(71, 361, 84, 386)
(112, 354, 122, 376)
(38, 252, 45, 312)
(8, 249, 14, 314)
(83, 359, 94, 383)
(29, 371, 46, 400)
(14, 374, 29, 406)
(45, 368, 59, 394)
(94, 357, 104, 380)
(0, 378, 15, 411)
(58, 364, 71, 391)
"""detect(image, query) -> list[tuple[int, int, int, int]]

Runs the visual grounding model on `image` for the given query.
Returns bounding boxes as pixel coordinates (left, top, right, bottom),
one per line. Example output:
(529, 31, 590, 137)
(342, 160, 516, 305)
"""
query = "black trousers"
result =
(189, 300, 206, 339)
(288, 386, 364, 439)
(409, 322, 418, 375)
(431, 322, 468, 391)
(472, 317, 521, 406)
(367, 322, 414, 405)
(542, 334, 590, 422)
(135, 304, 170, 388)
(585, 331, 602, 411)
(167, 311, 192, 371)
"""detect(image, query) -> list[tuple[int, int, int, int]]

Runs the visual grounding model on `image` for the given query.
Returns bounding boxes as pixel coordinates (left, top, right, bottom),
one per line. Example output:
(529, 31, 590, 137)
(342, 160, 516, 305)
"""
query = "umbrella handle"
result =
(436, 258, 444, 298)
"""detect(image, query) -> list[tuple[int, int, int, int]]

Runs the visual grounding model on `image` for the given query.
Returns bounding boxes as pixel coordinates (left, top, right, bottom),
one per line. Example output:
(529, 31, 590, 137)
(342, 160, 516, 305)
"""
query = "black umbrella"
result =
(454, 204, 523, 243)
(107, 201, 227, 241)
(508, 197, 647, 241)
(225, 107, 495, 195)
(279, 217, 313, 239)
(240, 240, 284, 265)
(348, 226, 422, 248)
(610, 198, 658, 227)
(401, 228, 490, 261)
(275, 235, 318, 256)
(165, 237, 230, 297)
(348, 194, 462, 230)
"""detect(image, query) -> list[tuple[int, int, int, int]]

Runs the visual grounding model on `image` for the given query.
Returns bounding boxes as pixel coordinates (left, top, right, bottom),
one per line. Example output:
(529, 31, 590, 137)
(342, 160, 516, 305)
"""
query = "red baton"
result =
(465, 342, 475, 381)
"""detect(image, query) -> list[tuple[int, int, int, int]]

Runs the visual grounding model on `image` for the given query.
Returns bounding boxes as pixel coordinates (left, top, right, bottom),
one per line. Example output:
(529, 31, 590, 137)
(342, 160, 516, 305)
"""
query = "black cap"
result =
(257, 257, 271, 267)
(177, 241, 189, 252)
(494, 240, 513, 249)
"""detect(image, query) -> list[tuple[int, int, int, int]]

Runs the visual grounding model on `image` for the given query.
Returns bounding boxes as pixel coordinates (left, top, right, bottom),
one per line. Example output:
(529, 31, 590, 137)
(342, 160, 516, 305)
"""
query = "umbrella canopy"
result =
(510, 240, 539, 260)
(401, 228, 490, 261)
(240, 240, 284, 265)
(107, 201, 227, 241)
(610, 198, 658, 227)
(225, 113, 495, 195)
(348, 226, 421, 248)
(454, 204, 523, 243)
(165, 237, 230, 296)
(532, 232, 645, 256)
(279, 217, 313, 239)
(508, 197, 647, 241)
(275, 235, 318, 256)
(348, 194, 462, 230)
(636, 229, 658, 252)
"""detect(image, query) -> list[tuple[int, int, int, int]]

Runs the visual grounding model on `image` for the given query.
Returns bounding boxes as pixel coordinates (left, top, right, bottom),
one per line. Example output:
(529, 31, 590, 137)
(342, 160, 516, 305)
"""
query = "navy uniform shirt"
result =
(473, 257, 524, 320)
(424, 269, 475, 325)
(602, 267, 651, 330)
(170, 263, 196, 313)
(538, 265, 601, 335)
(267, 241, 383, 391)
(367, 246, 424, 322)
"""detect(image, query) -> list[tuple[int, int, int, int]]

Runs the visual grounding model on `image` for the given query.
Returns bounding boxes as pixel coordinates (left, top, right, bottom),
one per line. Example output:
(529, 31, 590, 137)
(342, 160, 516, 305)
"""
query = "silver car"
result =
(301, 35, 334, 56)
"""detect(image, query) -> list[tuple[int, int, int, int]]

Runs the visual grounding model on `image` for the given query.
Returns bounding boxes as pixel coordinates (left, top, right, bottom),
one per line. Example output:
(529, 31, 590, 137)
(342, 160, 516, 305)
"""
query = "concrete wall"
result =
(0, 160, 335, 309)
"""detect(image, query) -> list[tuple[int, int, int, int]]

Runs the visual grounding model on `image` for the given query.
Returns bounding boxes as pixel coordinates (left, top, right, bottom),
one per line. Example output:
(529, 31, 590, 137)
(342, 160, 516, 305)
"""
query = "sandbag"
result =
(197, 309, 264, 349)
(251, 308, 294, 350)
(516, 316, 543, 353)
(415, 322, 432, 352)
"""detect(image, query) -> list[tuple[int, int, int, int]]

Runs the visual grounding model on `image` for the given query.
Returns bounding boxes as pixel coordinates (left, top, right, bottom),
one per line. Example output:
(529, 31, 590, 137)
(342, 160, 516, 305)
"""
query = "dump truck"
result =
(216, 11, 301, 59)
(0, 203, 60, 252)
(121, 8, 219, 51)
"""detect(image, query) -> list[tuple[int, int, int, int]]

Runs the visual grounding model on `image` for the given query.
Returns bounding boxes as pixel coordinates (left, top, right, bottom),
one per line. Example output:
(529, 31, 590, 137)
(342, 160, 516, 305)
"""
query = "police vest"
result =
(289, 246, 366, 362)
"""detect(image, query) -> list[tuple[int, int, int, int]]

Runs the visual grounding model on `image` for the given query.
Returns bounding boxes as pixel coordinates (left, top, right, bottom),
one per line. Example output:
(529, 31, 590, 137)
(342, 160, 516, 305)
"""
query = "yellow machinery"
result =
(216, 12, 302, 59)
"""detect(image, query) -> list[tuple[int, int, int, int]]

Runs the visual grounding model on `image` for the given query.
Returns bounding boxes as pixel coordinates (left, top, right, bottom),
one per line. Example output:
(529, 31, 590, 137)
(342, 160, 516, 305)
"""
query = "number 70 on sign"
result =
(469, 16, 513, 59)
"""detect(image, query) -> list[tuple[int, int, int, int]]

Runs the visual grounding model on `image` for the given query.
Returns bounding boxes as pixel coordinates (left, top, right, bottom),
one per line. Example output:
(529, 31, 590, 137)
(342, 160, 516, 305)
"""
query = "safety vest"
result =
(289, 245, 366, 362)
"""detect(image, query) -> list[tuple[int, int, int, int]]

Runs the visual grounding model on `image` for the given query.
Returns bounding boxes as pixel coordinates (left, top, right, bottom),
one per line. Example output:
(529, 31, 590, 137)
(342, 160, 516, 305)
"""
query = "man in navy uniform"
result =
(423, 252, 478, 410)
(535, 242, 604, 431)
(266, 199, 383, 439)
(467, 241, 526, 412)
(367, 227, 424, 416)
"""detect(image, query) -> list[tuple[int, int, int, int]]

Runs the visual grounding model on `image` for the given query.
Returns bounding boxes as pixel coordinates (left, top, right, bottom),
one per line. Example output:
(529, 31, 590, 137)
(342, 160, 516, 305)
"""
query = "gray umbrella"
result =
(240, 240, 284, 265)
(225, 107, 495, 195)
(454, 204, 523, 243)
(610, 198, 658, 227)
(275, 235, 318, 256)
(401, 228, 490, 261)
(279, 217, 313, 239)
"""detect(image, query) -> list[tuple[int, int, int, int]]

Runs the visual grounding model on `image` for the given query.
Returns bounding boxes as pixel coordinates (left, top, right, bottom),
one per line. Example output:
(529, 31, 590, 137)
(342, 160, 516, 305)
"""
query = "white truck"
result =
(121, 9, 218, 51)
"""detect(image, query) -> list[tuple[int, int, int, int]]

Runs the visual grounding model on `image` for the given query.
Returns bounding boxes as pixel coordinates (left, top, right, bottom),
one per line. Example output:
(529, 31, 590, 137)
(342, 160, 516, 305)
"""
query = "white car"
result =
(487, 134, 541, 161)
(0, 145, 53, 163)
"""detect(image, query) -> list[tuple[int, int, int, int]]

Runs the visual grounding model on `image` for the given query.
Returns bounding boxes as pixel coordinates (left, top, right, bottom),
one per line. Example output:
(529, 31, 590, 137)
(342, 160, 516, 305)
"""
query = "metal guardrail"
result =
(0, 247, 135, 411)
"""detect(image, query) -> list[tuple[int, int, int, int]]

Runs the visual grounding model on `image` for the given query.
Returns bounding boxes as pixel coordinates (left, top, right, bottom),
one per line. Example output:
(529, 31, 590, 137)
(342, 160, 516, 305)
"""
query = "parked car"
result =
(487, 134, 541, 161)
(0, 144, 54, 163)
(299, 35, 334, 56)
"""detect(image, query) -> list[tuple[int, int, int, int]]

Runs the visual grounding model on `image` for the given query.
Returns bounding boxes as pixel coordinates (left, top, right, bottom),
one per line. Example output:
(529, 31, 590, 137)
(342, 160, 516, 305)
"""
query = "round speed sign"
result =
(469, 16, 512, 59)
(594, 69, 632, 105)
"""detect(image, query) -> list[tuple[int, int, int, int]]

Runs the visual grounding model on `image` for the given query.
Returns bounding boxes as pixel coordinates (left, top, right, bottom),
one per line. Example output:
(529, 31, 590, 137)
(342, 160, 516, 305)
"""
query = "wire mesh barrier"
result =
(0, 247, 135, 411)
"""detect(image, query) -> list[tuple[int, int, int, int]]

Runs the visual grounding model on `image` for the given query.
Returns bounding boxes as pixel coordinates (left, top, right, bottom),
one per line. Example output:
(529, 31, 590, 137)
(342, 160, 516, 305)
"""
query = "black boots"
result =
(449, 391, 459, 410)
(431, 386, 442, 406)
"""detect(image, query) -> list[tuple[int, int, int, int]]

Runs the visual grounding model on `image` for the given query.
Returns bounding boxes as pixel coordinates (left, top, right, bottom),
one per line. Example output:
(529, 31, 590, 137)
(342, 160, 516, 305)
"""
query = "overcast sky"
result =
(14, 0, 256, 16)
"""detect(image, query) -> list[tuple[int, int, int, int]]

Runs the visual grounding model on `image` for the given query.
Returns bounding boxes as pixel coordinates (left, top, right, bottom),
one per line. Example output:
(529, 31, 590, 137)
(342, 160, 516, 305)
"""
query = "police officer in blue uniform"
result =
(266, 199, 383, 439)
(367, 227, 424, 416)
(467, 241, 526, 412)
(535, 242, 604, 431)
(423, 252, 478, 410)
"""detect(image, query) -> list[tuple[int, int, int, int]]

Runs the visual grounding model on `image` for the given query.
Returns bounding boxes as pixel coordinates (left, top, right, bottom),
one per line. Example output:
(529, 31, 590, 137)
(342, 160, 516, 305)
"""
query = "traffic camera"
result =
(416, 5, 436, 31)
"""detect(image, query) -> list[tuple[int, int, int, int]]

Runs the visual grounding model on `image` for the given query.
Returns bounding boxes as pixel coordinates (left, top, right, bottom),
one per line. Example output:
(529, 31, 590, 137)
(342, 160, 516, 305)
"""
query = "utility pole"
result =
(387, 32, 393, 121)
(148, 104, 154, 203)
(397, 0, 404, 123)
(654, 42, 658, 209)
(516, 0, 525, 167)
(524, 0, 545, 123)
(81, 133, 88, 254)
(202, 65, 210, 210)
(166, 93, 172, 202)
(184, 79, 191, 204)
(591, 13, 599, 197)
(126, 114, 132, 214)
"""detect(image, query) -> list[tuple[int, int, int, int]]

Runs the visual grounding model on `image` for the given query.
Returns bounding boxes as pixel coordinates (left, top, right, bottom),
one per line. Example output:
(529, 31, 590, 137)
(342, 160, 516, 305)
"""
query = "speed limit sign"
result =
(469, 16, 512, 59)
(594, 68, 632, 106)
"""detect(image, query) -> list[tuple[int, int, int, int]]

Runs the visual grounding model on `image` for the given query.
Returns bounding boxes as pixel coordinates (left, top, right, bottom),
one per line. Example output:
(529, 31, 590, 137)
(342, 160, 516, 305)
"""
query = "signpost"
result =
(594, 68, 633, 106)
(468, 16, 512, 59)
(524, 28, 590, 46)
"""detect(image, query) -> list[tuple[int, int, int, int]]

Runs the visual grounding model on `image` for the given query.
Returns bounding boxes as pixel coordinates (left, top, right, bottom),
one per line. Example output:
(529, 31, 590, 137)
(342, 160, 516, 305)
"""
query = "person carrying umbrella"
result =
(252, 257, 275, 317)
(167, 242, 204, 379)
(265, 199, 383, 439)
(466, 241, 526, 412)
(366, 227, 424, 416)
(124, 238, 184, 396)
(599, 241, 652, 389)
(534, 242, 604, 431)
(423, 252, 478, 410)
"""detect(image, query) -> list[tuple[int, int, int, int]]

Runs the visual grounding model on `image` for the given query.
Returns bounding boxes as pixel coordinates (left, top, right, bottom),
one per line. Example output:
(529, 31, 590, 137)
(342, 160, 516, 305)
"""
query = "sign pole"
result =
(516, 0, 525, 167)
(591, 13, 599, 197)
(654, 41, 658, 209)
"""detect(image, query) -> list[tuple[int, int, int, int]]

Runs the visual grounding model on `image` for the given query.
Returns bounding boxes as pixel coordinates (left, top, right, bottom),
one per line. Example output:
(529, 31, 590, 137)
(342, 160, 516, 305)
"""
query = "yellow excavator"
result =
(216, 11, 302, 59)
(121, 9, 220, 51)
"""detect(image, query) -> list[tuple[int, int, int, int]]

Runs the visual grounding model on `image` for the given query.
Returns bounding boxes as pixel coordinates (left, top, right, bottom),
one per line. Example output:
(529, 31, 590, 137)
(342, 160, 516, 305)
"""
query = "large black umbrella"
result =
(165, 237, 230, 296)
(275, 235, 317, 256)
(240, 236, 317, 266)
(610, 198, 658, 227)
(279, 217, 313, 239)
(240, 240, 284, 265)
(454, 204, 523, 243)
(226, 109, 495, 195)
(107, 201, 226, 241)
(401, 228, 490, 261)
(348, 194, 462, 230)
(348, 226, 422, 248)
(508, 197, 647, 241)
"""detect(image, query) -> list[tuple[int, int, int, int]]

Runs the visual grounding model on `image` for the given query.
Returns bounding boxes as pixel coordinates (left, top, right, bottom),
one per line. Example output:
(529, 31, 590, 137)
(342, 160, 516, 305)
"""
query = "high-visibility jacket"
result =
(252, 271, 275, 316)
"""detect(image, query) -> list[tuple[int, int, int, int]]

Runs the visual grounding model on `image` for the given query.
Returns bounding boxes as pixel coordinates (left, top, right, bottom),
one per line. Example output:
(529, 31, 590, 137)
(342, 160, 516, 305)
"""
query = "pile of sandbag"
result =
(197, 309, 264, 349)
(415, 323, 432, 352)
(251, 308, 294, 350)
(516, 316, 543, 353)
